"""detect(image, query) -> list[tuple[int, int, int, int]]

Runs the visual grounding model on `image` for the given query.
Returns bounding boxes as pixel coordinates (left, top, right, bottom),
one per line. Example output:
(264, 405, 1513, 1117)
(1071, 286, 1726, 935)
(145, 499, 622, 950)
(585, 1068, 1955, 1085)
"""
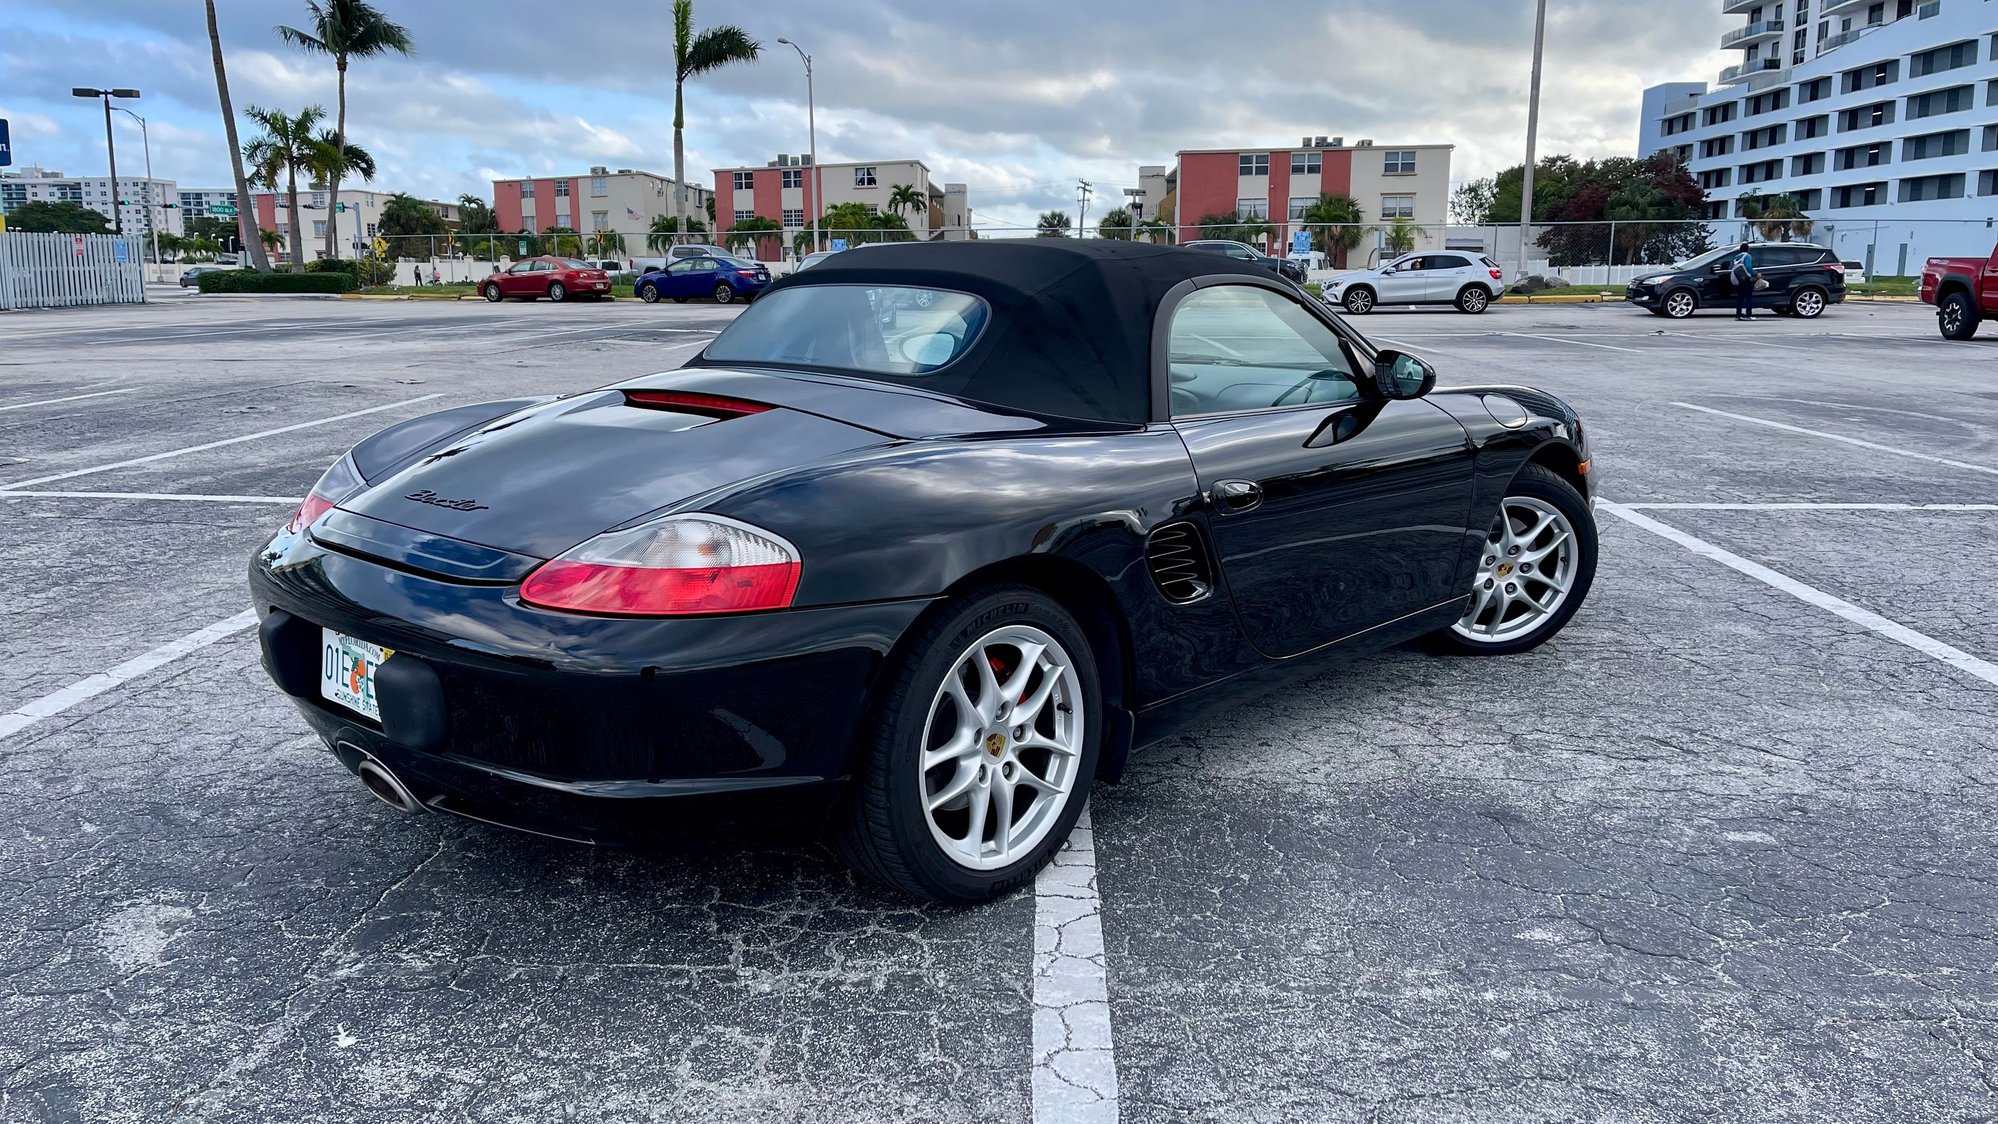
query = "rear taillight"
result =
(738, 269, 758, 277)
(622, 390, 770, 419)
(520, 515, 800, 616)
(1489, 268, 1504, 280)
(1826, 262, 1844, 274)
(285, 454, 364, 534)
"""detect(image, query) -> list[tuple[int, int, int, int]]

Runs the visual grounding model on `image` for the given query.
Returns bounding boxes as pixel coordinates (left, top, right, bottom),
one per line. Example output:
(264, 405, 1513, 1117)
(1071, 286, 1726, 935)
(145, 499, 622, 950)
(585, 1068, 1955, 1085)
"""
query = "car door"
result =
(1423, 254, 1476, 302)
(1754, 247, 1801, 305)
(1374, 256, 1427, 304)
(1165, 281, 1476, 658)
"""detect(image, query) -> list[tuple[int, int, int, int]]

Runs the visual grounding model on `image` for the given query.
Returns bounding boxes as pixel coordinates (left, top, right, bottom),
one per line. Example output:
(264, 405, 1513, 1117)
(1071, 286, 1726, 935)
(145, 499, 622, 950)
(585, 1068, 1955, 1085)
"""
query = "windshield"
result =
(557, 258, 594, 270)
(702, 285, 989, 376)
(1673, 246, 1741, 271)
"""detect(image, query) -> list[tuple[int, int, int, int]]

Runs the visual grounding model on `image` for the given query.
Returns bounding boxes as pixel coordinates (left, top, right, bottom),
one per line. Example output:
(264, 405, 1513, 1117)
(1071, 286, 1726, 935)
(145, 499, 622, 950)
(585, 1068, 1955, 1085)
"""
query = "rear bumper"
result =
(249, 528, 934, 846)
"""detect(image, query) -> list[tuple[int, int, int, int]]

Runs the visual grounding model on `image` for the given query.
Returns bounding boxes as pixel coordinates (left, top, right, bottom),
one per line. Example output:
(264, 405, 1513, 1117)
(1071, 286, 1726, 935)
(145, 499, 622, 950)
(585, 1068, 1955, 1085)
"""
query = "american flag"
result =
(626, 207, 643, 222)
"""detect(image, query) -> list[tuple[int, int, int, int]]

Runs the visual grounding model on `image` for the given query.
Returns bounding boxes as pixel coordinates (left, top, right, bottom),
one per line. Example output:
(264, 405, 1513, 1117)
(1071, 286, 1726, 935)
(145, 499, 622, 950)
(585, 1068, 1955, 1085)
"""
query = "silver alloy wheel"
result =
(920, 623, 1084, 871)
(548, 281, 567, 302)
(1344, 288, 1375, 314)
(714, 283, 734, 304)
(639, 282, 659, 303)
(483, 283, 502, 302)
(1450, 495, 1579, 644)
(1794, 288, 1825, 318)
(1460, 287, 1490, 313)
(1663, 290, 1696, 318)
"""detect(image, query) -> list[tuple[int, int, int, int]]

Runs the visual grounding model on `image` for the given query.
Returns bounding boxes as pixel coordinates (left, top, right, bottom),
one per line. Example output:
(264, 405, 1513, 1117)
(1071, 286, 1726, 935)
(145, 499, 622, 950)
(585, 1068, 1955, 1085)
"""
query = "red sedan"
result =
(481, 257, 614, 303)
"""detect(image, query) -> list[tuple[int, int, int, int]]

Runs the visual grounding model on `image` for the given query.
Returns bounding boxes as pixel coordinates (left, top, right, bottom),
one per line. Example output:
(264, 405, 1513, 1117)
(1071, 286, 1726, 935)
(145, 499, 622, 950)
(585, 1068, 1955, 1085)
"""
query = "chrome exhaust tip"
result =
(355, 756, 422, 814)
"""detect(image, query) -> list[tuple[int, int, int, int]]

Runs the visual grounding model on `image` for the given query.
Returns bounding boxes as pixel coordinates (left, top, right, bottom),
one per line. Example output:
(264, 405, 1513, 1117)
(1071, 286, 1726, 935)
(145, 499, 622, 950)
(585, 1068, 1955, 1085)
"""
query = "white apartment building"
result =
(0, 166, 181, 236)
(252, 187, 465, 260)
(712, 156, 963, 242)
(1644, 0, 1998, 273)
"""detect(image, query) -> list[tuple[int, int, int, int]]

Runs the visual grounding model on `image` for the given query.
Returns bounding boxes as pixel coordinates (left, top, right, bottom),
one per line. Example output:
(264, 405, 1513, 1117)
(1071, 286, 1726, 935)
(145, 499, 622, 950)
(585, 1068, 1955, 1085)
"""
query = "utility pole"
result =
(1516, 0, 1547, 284)
(1076, 178, 1093, 238)
(72, 87, 142, 236)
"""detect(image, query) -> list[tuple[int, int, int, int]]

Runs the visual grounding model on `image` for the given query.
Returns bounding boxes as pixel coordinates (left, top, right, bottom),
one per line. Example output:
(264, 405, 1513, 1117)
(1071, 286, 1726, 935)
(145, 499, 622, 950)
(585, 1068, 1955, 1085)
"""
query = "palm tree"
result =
(1300, 194, 1365, 267)
(309, 130, 375, 255)
(646, 213, 706, 253)
(1036, 211, 1072, 238)
(671, 0, 760, 238)
(1135, 217, 1171, 245)
(277, 0, 414, 262)
(1096, 207, 1133, 240)
(885, 184, 924, 218)
(1735, 190, 1812, 241)
(587, 230, 628, 258)
(205, 0, 272, 271)
(722, 215, 782, 258)
(243, 105, 329, 271)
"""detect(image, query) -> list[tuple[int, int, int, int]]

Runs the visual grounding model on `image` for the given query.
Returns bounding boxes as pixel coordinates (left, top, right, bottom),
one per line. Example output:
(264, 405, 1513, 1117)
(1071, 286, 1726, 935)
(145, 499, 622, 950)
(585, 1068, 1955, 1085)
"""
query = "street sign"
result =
(518, 239, 528, 256)
(208, 204, 238, 217)
(830, 238, 847, 252)
(73, 235, 85, 257)
(113, 238, 129, 263)
(372, 236, 388, 256)
(0, 118, 11, 167)
(1292, 230, 1310, 255)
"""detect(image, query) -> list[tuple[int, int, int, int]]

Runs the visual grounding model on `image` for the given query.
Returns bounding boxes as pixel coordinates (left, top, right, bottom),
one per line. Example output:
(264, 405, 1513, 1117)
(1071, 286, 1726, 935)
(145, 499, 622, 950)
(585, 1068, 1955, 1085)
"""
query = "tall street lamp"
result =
(776, 38, 819, 256)
(71, 87, 142, 236)
(114, 106, 163, 281)
(1516, 0, 1547, 285)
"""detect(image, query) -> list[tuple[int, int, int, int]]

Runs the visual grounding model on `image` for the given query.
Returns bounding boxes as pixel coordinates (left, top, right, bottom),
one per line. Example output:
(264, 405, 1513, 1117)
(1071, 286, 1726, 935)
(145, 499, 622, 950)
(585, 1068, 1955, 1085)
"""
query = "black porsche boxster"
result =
(252, 241, 1597, 903)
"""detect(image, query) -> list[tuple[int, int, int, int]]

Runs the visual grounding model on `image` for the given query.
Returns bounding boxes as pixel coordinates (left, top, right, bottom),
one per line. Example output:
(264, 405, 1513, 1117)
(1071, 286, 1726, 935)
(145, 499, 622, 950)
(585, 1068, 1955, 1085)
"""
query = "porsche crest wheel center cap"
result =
(1495, 561, 1514, 578)
(984, 732, 1007, 756)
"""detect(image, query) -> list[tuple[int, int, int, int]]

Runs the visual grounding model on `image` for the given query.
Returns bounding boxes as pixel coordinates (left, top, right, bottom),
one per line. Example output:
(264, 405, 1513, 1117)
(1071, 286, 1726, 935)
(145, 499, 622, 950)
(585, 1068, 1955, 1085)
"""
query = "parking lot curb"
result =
(1498, 294, 1609, 304)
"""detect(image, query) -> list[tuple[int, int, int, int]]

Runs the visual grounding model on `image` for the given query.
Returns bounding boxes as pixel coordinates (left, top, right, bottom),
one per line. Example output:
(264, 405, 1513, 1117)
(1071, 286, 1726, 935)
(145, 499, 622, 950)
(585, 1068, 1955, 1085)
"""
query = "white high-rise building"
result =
(1642, 0, 1998, 274)
(0, 166, 181, 236)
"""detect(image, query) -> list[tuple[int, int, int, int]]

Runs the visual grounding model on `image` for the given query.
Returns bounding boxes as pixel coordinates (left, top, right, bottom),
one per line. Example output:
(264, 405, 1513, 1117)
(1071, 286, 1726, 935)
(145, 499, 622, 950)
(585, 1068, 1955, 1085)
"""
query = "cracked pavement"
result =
(2, 297, 1995, 1122)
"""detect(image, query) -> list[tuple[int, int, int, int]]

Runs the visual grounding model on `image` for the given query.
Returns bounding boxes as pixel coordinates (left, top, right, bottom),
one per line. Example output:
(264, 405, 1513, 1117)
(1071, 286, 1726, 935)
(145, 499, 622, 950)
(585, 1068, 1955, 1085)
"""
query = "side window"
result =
(1167, 286, 1363, 418)
(667, 260, 698, 275)
(1428, 255, 1469, 270)
(1227, 245, 1256, 259)
(1761, 248, 1804, 267)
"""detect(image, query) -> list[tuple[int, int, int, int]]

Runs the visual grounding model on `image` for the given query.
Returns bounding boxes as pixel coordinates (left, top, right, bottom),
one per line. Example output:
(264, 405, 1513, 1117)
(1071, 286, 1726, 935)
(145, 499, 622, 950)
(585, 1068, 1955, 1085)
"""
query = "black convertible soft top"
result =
(699, 239, 1274, 425)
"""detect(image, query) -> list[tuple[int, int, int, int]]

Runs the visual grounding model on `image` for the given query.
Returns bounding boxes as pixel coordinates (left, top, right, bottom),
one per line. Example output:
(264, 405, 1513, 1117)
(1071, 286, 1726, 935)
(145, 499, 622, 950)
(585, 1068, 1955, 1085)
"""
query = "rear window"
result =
(702, 285, 989, 376)
(557, 258, 593, 269)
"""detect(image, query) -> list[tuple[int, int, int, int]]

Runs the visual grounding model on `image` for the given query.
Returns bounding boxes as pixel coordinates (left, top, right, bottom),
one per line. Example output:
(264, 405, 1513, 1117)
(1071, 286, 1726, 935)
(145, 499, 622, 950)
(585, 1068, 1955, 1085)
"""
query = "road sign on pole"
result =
(1292, 230, 1310, 255)
(73, 235, 86, 256)
(830, 238, 847, 252)
(208, 204, 237, 217)
(114, 238, 129, 263)
(0, 119, 11, 167)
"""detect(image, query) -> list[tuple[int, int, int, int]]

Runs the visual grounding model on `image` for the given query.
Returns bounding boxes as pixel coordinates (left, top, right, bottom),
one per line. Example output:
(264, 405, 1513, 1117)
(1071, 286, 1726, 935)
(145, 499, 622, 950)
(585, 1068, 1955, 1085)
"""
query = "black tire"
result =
(671, 296, 688, 304)
(1426, 463, 1598, 657)
(1342, 286, 1376, 315)
(482, 282, 503, 303)
(713, 283, 735, 304)
(1660, 288, 1698, 319)
(1647, 306, 1668, 317)
(638, 282, 659, 303)
(1790, 286, 1828, 319)
(1939, 292, 1980, 340)
(1455, 285, 1491, 314)
(837, 584, 1102, 904)
(547, 281, 567, 303)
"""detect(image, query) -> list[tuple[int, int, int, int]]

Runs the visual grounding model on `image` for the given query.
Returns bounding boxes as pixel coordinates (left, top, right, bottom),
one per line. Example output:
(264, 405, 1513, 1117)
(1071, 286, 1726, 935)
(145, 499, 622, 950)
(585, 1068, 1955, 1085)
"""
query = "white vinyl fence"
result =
(0, 232, 147, 310)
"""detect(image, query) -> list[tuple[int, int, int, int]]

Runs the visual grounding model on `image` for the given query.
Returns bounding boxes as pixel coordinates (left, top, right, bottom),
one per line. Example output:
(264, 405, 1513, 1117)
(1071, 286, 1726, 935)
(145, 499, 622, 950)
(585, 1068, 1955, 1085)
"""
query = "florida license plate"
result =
(320, 628, 392, 721)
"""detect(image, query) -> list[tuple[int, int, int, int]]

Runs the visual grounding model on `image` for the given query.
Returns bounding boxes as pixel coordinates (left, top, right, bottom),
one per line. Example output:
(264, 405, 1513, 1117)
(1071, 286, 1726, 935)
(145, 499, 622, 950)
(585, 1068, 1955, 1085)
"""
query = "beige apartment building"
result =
(492, 167, 712, 242)
(1168, 137, 1454, 264)
(713, 156, 971, 246)
(251, 187, 463, 259)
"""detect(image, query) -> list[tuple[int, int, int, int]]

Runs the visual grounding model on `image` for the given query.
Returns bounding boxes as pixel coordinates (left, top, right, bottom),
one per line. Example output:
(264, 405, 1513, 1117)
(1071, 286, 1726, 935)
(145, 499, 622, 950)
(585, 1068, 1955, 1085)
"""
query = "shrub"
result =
(197, 270, 357, 294)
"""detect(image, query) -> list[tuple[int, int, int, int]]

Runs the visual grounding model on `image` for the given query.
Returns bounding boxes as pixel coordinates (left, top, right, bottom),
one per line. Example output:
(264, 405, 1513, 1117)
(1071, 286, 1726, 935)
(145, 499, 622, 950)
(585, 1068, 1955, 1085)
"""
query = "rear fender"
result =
(348, 397, 557, 481)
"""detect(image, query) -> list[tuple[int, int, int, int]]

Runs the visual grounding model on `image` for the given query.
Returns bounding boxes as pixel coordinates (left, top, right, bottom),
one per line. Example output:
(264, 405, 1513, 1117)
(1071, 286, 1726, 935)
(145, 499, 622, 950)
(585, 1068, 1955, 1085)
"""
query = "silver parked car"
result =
(1321, 251, 1507, 315)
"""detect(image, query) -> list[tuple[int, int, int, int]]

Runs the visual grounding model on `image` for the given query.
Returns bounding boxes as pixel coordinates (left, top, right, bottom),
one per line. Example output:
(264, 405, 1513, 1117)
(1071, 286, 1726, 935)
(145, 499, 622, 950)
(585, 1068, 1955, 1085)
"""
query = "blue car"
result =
(634, 255, 771, 305)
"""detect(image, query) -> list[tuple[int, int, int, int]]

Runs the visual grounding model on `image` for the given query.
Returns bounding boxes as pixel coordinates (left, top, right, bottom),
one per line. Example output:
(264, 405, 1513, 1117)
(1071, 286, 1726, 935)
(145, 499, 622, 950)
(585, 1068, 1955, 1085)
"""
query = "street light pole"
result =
(1516, 0, 1547, 284)
(71, 87, 142, 237)
(777, 38, 818, 258)
(114, 107, 162, 282)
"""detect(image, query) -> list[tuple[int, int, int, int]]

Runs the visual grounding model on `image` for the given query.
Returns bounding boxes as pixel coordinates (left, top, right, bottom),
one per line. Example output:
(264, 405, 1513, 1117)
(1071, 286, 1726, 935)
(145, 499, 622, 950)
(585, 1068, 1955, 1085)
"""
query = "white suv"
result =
(1320, 252, 1506, 315)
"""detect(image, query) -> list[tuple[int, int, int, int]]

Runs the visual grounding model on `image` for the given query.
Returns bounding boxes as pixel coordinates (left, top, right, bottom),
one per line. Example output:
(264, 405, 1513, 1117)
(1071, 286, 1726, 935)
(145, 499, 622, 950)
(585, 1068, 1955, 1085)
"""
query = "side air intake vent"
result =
(1145, 522, 1214, 604)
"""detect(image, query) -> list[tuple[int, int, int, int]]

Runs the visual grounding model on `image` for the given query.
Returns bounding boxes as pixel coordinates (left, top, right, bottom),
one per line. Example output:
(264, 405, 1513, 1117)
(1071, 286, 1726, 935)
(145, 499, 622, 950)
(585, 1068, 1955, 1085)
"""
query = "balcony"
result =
(1721, 18, 1785, 48)
(1721, 0, 1760, 12)
(1720, 58, 1785, 84)
(1818, 0, 1874, 16)
(1815, 24, 1877, 55)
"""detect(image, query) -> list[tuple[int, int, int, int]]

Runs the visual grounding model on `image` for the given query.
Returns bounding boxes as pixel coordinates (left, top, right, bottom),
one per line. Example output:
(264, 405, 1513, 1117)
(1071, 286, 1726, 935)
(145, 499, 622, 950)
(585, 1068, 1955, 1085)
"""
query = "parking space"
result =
(3, 296, 1995, 1122)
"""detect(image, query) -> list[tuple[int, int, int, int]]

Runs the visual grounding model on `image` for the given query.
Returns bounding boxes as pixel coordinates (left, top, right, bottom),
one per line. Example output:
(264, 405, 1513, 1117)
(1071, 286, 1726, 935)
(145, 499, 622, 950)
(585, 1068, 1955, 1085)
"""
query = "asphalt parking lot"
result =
(3, 292, 1995, 1123)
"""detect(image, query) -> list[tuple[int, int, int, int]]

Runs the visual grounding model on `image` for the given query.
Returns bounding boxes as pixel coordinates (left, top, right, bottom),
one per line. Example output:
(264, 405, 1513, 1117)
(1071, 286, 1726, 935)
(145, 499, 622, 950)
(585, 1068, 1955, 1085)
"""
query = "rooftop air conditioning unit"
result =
(800, 155, 813, 165)
(1330, 136, 1344, 147)
(590, 165, 608, 175)
(1314, 135, 1330, 147)
(1356, 139, 1374, 147)
(1302, 136, 1314, 147)
(615, 168, 633, 174)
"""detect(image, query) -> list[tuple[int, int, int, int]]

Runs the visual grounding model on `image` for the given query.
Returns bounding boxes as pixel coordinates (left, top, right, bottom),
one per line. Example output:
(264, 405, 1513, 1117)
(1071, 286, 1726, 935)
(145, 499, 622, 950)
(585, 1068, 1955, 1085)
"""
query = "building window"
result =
(1840, 60, 1897, 93)
(554, 180, 570, 198)
(590, 177, 608, 197)
(591, 210, 609, 230)
(853, 166, 877, 188)
(1838, 100, 1894, 130)
(1903, 129, 1969, 160)
(1792, 188, 1822, 210)
(1290, 151, 1321, 175)
(1700, 136, 1736, 158)
(1797, 114, 1830, 139)
(733, 171, 754, 191)
(1899, 172, 1966, 201)
(1906, 85, 1973, 119)
(1835, 141, 1891, 169)
(1379, 194, 1415, 219)
(1236, 197, 1269, 219)
(1909, 40, 1977, 79)
(1981, 170, 1998, 196)
(1748, 89, 1792, 115)
(1699, 168, 1732, 189)
(1383, 150, 1416, 174)
(734, 208, 755, 222)
(1790, 152, 1826, 176)
(1738, 159, 1784, 184)
(519, 181, 534, 199)
(312, 220, 327, 238)
(1286, 196, 1315, 220)
(1703, 103, 1738, 126)
(1237, 153, 1270, 176)
(1798, 76, 1831, 102)
(781, 169, 803, 189)
(1745, 124, 1788, 149)
(1985, 124, 1998, 152)
(1831, 181, 1885, 207)
(781, 208, 804, 227)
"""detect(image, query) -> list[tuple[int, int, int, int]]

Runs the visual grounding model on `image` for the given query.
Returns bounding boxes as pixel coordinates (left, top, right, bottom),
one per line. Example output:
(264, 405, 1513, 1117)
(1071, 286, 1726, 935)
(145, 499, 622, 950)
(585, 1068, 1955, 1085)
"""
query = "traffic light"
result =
(334, 202, 347, 213)
(161, 202, 178, 210)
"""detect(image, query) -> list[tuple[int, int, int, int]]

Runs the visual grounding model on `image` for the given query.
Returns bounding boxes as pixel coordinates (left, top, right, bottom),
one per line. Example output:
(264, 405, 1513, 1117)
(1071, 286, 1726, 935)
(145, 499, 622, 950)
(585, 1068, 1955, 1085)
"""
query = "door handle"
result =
(1210, 479, 1263, 514)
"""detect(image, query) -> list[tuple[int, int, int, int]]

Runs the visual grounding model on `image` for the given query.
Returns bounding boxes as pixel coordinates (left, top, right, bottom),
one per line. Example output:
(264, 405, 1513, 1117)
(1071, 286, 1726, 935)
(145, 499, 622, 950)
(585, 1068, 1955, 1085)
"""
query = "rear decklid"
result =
(333, 385, 892, 561)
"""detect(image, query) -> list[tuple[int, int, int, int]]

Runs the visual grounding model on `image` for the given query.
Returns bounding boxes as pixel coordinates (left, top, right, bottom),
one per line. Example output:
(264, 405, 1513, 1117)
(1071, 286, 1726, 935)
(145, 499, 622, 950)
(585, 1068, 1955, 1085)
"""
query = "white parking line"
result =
(0, 610, 259, 742)
(1509, 334, 1642, 353)
(0, 490, 299, 504)
(0, 388, 137, 412)
(0, 395, 442, 490)
(1622, 502, 1998, 511)
(1033, 804, 1119, 1124)
(1600, 501, 1998, 689)
(1674, 401, 1998, 478)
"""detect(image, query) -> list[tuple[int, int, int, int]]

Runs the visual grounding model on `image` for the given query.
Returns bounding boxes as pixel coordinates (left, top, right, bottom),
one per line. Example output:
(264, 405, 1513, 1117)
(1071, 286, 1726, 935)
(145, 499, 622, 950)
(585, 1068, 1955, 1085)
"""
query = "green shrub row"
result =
(305, 258, 396, 285)
(196, 270, 358, 294)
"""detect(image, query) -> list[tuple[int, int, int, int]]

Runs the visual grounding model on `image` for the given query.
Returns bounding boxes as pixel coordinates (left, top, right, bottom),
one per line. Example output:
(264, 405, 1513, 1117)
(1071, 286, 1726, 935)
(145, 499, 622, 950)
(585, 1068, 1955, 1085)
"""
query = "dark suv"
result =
(1183, 239, 1309, 283)
(1625, 242, 1846, 319)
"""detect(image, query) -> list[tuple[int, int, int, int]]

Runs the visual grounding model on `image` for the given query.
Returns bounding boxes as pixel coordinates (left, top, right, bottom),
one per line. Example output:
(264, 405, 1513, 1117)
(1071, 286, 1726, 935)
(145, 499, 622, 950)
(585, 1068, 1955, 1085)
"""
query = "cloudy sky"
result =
(4, 1, 1730, 230)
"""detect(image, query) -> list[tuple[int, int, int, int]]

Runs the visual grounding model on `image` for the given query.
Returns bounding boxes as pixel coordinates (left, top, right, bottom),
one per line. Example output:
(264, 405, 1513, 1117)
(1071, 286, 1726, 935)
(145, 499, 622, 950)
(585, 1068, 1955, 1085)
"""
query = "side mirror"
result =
(1372, 350, 1436, 400)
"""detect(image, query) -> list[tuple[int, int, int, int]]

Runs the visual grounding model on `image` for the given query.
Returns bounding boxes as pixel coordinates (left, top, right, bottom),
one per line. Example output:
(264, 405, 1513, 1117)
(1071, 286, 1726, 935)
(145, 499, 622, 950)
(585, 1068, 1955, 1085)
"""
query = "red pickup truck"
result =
(1920, 244, 1998, 339)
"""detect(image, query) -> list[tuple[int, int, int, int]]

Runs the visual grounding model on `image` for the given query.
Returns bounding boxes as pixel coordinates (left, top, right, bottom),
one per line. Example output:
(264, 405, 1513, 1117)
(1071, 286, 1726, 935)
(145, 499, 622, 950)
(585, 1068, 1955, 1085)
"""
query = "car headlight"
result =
(1638, 276, 1670, 286)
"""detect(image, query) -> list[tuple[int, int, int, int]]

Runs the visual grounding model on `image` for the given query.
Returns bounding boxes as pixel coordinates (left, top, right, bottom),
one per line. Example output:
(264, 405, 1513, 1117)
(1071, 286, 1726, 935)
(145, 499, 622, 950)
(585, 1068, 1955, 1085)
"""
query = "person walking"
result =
(429, 264, 441, 286)
(411, 263, 422, 287)
(1731, 248, 1758, 321)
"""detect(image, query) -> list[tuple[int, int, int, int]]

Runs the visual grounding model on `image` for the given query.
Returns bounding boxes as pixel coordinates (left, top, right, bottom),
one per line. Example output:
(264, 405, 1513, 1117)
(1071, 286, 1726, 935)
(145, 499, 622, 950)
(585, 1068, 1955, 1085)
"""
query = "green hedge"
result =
(306, 259, 396, 285)
(196, 270, 357, 294)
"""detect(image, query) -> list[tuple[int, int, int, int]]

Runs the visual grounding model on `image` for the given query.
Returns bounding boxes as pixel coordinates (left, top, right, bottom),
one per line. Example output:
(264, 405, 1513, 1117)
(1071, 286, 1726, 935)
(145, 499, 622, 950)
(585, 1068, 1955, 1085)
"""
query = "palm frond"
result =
(679, 26, 760, 79)
(274, 22, 331, 53)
